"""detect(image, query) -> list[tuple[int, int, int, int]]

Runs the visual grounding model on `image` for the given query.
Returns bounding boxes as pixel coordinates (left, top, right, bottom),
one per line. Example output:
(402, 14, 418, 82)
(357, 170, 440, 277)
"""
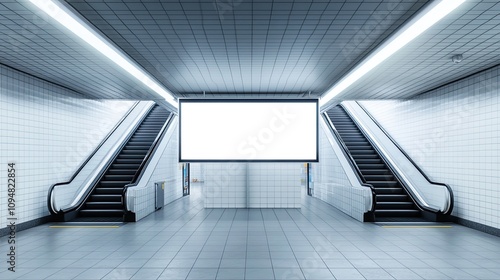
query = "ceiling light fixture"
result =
(29, 0, 177, 108)
(320, 0, 467, 108)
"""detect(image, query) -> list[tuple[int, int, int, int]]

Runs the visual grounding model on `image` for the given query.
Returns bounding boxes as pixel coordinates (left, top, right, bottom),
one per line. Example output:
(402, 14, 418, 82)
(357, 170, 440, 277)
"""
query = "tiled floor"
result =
(1, 185, 500, 280)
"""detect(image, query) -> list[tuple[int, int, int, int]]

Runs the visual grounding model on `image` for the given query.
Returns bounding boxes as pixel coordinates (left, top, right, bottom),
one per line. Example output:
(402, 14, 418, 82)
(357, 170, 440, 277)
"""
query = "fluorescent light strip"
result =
(29, 0, 177, 108)
(320, 0, 466, 107)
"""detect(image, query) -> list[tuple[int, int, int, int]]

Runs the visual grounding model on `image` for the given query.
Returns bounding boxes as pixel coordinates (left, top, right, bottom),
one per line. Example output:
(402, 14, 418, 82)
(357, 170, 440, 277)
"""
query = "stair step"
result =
(94, 188, 123, 194)
(352, 154, 379, 159)
(354, 158, 383, 164)
(103, 174, 134, 181)
(375, 209, 420, 217)
(363, 174, 395, 181)
(360, 169, 392, 175)
(89, 194, 122, 202)
(350, 149, 376, 155)
(357, 163, 386, 169)
(376, 201, 415, 209)
(367, 181, 400, 188)
(114, 158, 144, 164)
(111, 163, 141, 169)
(100, 181, 130, 188)
(374, 188, 405, 194)
(107, 169, 138, 175)
(85, 202, 123, 209)
(376, 194, 409, 202)
(79, 209, 124, 217)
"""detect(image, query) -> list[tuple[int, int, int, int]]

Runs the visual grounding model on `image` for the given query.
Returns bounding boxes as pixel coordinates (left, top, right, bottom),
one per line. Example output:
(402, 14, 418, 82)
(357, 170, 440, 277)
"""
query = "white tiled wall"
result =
(203, 163, 302, 208)
(360, 65, 500, 229)
(204, 163, 247, 208)
(127, 120, 183, 221)
(0, 64, 134, 230)
(312, 122, 370, 221)
(247, 163, 301, 208)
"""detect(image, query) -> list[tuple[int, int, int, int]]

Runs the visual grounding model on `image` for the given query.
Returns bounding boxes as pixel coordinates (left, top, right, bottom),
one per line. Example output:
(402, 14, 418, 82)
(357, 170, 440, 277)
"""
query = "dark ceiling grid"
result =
(305, 1, 429, 98)
(0, 1, 161, 100)
(0, 0, 498, 102)
(338, 0, 500, 101)
(66, 0, 427, 97)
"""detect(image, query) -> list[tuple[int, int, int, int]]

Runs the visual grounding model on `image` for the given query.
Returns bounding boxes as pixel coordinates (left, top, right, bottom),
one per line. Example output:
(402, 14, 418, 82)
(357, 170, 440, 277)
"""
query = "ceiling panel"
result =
(0, 0, 168, 102)
(0, 0, 498, 106)
(325, 0, 500, 108)
(65, 0, 427, 96)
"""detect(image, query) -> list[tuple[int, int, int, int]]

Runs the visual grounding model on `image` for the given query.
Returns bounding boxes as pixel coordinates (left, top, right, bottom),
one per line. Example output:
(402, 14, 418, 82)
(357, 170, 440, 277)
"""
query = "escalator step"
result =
(94, 188, 123, 194)
(376, 194, 409, 202)
(89, 194, 122, 202)
(103, 174, 134, 181)
(354, 159, 382, 165)
(375, 209, 420, 217)
(100, 181, 130, 188)
(114, 158, 144, 164)
(111, 163, 141, 169)
(107, 169, 137, 175)
(376, 201, 415, 209)
(79, 209, 123, 217)
(367, 181, 400, 188)
(360, 169, 392, 175)
(85, 202, 123, 209)
(357, 163, 386, 169)
(363, 174, 395, 181)
(350, 149, 376, 154)
(352, 154, 379, 159)
(374, 188, 405, 194)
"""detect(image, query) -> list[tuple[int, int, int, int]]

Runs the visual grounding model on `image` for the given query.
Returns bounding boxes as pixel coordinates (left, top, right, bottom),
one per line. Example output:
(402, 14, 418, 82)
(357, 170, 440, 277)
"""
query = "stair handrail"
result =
(47, 101, 139, 215)
(342, 102, 453, 215)
(323, 113, 377, 214)
(49, 102, 156, 216)
(122, 112, 174, 216)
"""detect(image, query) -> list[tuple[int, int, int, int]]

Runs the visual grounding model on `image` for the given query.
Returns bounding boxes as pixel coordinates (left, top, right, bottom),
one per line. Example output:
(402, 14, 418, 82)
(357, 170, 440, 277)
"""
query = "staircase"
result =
(78, 105, 170, 221)
(327, 106, 420, 221)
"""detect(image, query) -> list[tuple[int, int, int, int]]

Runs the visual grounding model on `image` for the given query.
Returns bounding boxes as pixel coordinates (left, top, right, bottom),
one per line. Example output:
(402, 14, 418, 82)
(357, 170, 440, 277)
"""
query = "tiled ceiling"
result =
(0, 0, 499, 105)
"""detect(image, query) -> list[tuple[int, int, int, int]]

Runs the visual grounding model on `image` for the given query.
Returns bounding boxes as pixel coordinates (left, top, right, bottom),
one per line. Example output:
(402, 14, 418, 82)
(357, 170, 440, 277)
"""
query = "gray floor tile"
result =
(45, 268, 86, 279)
(271, 258, 300, 268)
(130, 268, 164, 280)
(246, 258, 272, 268)
(358, 268, 395, 279)
(273, 268, 305, 280)
(194, 258, 222, 268)
(302, 268, 335, 279)
(245, 268, 275, 279)
(216, 268, 245, 279)
(73, 268, 113, 280)
(219, 258, 246, 268)
(385, 268, 424, 279)
(158, 268, 191, 280)
(101, 268, 140, 280)
(329, 268, 366, 280)
(187, 268, 218, 279)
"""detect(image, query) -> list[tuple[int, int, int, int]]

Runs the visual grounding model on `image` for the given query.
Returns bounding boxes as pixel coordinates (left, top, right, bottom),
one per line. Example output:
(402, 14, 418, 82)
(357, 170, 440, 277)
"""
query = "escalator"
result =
(327, 105, 421, 221)
(76, 105, 170, 221)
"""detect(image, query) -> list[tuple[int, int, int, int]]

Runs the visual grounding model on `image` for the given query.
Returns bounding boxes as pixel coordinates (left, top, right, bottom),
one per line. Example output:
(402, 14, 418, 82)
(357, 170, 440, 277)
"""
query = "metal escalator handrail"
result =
(323, 113, 377, 213)
(47, 101, 140, 215)
(122, 112, 174, 214)
(346, 102, 453, 215)
(54, 103, 156, 216)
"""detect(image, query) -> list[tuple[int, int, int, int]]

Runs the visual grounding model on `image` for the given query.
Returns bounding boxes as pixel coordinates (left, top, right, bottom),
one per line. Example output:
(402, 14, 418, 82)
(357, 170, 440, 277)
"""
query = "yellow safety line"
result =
(382, 225, 452, 228)
(49, 225, 119, 228)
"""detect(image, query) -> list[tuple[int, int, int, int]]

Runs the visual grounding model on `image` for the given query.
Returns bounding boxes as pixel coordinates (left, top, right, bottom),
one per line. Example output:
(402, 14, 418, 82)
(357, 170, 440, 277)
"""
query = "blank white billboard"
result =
(179, 99, 318, 162)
